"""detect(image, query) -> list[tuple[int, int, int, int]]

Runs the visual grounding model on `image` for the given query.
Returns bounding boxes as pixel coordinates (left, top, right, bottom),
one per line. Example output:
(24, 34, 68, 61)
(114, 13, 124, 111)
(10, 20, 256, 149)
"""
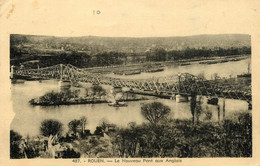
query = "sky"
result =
(1, 0, 260, 37)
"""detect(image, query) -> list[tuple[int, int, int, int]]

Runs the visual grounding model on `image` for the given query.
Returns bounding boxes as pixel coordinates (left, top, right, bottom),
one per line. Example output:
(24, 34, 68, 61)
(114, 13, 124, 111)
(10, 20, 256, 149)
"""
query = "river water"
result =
(11, 57, 251, 137)
(106, 57, 251, 80)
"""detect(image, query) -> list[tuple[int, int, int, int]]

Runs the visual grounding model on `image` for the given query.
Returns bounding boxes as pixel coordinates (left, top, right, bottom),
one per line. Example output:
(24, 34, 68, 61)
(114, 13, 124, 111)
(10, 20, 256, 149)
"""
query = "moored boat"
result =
(180, 63, 191, 66)
(124, 70, 141, 75)
(237, 63, 251, 78)
(11, 79, 25, 84)
(237, 73, 251, 78)
(145, 68, 164, 73)
(108, 101, 128, 107)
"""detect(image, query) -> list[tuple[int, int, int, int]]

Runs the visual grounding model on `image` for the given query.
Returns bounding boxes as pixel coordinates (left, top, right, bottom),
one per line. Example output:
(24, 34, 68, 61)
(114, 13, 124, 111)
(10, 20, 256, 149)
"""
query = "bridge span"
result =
(11, 64, 251, 102)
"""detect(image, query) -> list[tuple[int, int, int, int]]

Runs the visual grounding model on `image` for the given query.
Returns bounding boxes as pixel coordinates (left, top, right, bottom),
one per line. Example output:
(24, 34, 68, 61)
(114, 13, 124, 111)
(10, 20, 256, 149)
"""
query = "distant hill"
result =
(10, 34, 251, 54)
(10, 34, 251, 68)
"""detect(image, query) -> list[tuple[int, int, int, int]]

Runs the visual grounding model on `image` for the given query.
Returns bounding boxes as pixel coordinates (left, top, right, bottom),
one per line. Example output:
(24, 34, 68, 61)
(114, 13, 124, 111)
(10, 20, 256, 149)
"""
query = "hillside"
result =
(11, 34, 250, 54)
(10, 34, 251, 68)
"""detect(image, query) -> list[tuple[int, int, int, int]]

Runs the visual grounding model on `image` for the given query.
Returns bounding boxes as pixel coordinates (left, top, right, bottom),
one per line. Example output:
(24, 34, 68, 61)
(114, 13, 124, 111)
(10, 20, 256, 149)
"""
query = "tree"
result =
(153, 48, 167, 61)
(10, 130, 24, 159)
(100, 118, 110, 132)
(40, 119, 63, 137)
(85, 88, 89, 97)
(190, 91, 197, 125)
(197, 72, 205, 80)
(94, 126, 104, 136)
(79, 116, 87, 135)
(91, 85, 106, 97)
(23, 136, 40, 158)
(212, 73, 219, 80)
(195, 96, 203, 125)
(141, 102, 171, 125)
(62, 148, 80, 158)
(68, 119, 81, 137)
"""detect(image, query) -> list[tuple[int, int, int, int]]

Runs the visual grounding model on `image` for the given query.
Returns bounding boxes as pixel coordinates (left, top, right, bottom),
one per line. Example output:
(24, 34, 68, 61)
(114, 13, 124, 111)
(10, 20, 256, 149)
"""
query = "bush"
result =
(40, 119, 63, 137)
(10, 130, 24, 159)
(62, 148, 80, 158)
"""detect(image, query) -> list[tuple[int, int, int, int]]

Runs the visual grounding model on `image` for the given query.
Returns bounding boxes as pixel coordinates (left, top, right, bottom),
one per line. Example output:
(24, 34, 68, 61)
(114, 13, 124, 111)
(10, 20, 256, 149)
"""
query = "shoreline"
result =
(29, 97, 149, 106)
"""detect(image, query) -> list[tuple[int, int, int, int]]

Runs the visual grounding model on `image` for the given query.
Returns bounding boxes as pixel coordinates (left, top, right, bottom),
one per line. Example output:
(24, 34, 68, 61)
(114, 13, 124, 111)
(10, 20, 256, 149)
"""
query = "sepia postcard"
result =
(0, 0, 260, 165)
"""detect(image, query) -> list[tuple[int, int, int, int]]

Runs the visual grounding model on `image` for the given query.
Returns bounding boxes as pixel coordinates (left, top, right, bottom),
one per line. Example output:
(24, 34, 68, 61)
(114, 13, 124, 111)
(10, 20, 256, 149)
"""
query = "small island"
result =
(29, 85, 148, 106)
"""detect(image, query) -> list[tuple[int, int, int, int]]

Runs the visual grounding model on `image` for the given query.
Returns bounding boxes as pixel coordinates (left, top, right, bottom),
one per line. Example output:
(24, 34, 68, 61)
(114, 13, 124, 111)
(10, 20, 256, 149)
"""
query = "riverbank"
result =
(29, 94, 149, 106)
(29, 97, 149, 106)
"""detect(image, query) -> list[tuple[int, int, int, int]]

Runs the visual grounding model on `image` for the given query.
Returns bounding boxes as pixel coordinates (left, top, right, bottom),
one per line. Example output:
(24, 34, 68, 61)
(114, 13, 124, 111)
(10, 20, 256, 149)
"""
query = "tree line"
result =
(146, 46, 251, 62)
(10, 46, 251, 68)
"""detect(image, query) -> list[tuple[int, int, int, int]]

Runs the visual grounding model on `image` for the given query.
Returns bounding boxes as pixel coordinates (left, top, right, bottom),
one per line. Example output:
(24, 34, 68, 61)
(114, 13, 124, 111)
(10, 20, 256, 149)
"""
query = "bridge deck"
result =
(11, 64, 251, 101)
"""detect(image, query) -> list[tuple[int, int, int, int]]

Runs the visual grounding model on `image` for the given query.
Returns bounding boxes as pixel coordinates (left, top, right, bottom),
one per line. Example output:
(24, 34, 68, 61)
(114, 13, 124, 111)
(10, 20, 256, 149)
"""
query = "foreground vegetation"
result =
(11, 101, 251, 158)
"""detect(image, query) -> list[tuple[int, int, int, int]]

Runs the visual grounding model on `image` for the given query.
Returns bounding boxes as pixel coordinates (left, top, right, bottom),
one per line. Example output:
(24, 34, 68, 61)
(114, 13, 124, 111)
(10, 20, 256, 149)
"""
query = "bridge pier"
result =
(217, 105, 220, 124)
(58, 80, 71, 92)
(207, 97, 218, 105)
(176, 94, 188, 103)
(60, 64, 63, 80)
(10, 65, 14, 79)
(223, 99, 226, 121)
(248, 101, 252, 110)
(57, 64, 72, 91)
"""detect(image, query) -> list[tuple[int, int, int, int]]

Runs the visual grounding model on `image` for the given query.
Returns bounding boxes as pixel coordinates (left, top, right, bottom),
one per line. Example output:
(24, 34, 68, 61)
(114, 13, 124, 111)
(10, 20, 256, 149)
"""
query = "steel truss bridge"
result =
(12, 64, 252, 101)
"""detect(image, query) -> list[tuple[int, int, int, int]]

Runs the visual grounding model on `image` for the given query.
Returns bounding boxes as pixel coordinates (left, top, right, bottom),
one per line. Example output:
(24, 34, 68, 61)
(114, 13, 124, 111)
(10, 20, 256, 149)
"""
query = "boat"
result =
(11, 79, 25, 84)
(113, 71, 124, 75)
(108, 101, 128, 107)
(229, 58, 239, 61)
(180, 63, 191, 66)
(199, 61, 218, 65)
(237, 63, 251, 78)
(207, 61, 219, 64)
(124, 70, 141, 75)
(219, 60, 229, 63)
(145, 68, 164, 73)
(237, 73, 251, 78)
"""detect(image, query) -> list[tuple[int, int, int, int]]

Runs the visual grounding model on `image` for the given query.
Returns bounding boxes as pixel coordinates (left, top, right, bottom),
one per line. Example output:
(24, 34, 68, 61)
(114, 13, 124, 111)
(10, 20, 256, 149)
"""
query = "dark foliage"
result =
(24, 144, 40, 158)
(10, 111, 251, 158)
(68, 119, 81, 136)
(30, 89, 80, 105)
(94, 126, 104, 136)
(141, 102, 171, 125)
(113, 112, 252, 158)
(166, 47, 251, 61)
(91, 85, 106, 97)
(40, 119, 63, 137)
(10, 130, 24, 159)
(62, 148, 80, 158)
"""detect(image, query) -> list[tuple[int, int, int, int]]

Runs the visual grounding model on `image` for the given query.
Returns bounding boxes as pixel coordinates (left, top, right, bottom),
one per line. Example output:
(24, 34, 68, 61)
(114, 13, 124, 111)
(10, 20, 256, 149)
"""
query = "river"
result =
(10, 57, 251, 137)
